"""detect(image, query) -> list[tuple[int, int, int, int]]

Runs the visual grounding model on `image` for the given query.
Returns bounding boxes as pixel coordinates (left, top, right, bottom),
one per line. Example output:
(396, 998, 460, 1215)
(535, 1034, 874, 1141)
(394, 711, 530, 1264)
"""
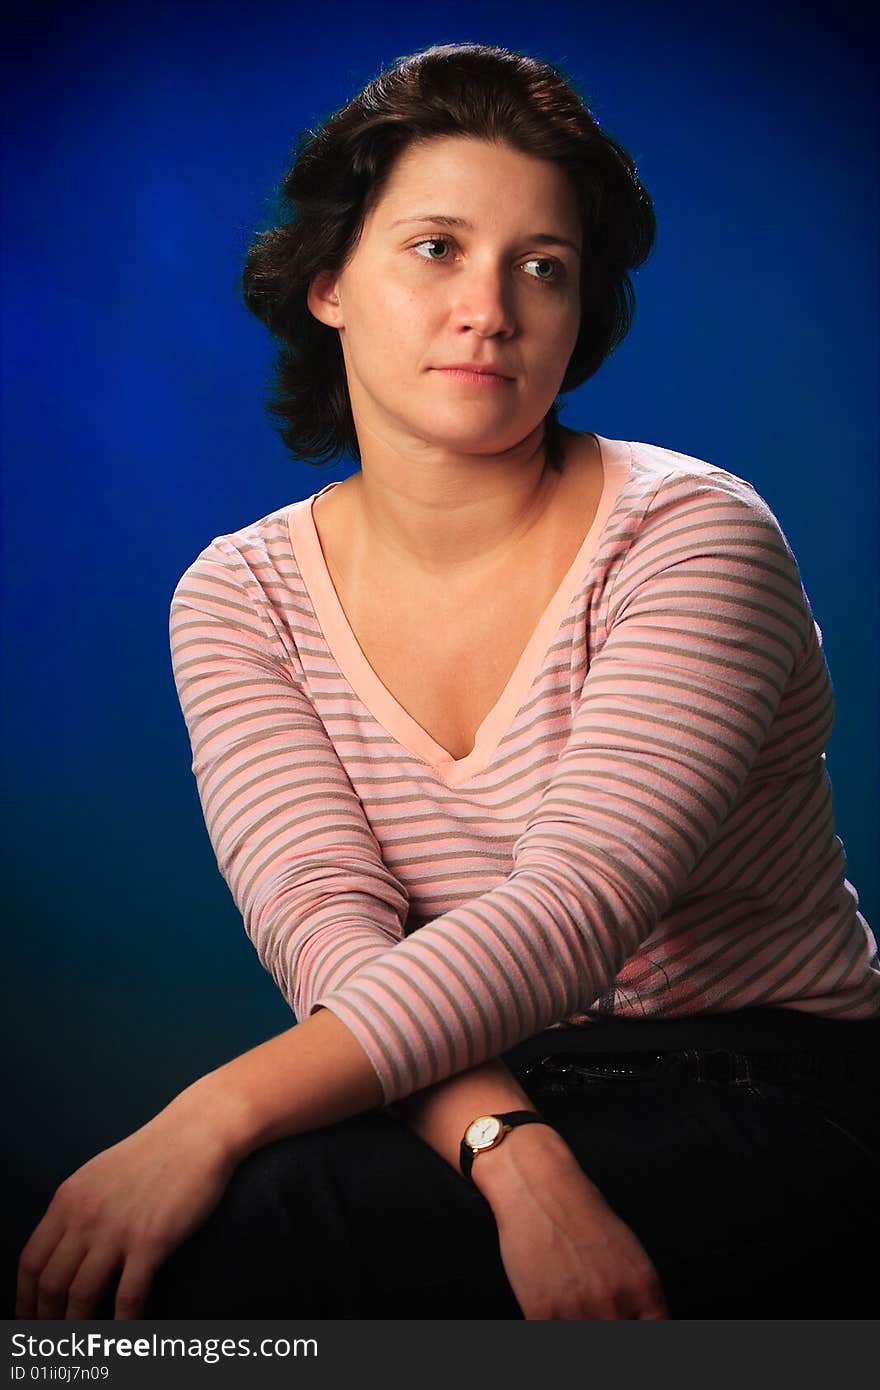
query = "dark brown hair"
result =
(241, 42, 656, 470)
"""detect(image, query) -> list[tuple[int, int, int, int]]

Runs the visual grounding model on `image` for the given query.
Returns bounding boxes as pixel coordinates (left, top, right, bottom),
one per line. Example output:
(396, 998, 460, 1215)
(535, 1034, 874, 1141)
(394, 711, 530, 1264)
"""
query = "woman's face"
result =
(308, 135, 583, 460)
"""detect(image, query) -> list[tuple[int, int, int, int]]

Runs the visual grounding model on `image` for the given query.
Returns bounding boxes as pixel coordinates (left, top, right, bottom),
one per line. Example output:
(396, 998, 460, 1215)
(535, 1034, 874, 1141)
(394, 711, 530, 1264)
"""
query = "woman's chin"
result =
(408, 417, 544, 458)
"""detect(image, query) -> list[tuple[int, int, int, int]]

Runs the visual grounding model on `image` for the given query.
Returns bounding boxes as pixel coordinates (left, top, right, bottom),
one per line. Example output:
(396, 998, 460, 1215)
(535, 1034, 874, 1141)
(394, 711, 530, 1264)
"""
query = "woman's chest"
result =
(338, 569, 567, 761)
(307, 442, 603, 763)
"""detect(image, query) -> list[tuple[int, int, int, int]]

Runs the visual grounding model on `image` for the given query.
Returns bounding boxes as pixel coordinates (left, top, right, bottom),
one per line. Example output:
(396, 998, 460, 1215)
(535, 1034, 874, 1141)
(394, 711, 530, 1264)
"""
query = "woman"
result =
(16, 42, 880, 1322)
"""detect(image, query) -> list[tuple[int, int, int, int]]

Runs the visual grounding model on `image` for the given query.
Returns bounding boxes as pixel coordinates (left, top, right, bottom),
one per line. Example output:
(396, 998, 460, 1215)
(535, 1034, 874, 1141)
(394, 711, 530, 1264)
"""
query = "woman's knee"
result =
(142, 1113, 409, 1317)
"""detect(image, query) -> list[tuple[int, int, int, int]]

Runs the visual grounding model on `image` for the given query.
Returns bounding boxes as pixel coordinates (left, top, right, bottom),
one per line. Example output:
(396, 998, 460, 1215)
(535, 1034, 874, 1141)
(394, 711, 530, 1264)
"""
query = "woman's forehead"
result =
(370, 136, 580, 226)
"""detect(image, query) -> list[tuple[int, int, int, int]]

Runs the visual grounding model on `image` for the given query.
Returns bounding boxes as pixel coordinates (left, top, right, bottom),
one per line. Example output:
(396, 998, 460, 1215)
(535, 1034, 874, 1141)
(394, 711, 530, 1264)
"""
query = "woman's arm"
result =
(17, 1004, 666, 1320)
(168, 542, 414, 1024)
(192, 1008, 669, 1319)
(201, 1005, 568, 1190)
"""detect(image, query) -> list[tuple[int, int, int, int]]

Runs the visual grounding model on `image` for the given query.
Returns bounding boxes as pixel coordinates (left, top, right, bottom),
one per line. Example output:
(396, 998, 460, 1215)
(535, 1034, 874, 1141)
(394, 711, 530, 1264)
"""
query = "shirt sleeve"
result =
(312, 474, 814, 1104)
(169, 541, 411, 1017)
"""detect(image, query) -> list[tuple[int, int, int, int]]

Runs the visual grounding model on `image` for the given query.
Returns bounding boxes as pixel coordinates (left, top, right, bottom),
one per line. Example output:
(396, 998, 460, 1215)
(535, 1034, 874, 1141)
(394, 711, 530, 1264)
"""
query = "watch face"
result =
(465, 1115, 503, 1150)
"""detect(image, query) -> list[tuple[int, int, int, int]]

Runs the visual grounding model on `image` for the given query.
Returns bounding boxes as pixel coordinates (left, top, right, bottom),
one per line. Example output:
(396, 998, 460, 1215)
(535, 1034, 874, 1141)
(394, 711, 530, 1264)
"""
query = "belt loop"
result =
(691, 1049, 753, 1085)
(682, 1048, 705, 1082)
(730, 1051, 753, 1086)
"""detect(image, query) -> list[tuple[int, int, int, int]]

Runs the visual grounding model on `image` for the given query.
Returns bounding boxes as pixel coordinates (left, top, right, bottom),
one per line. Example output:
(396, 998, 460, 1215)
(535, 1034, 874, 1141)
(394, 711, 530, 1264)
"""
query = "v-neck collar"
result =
(286, 434, 631, 788)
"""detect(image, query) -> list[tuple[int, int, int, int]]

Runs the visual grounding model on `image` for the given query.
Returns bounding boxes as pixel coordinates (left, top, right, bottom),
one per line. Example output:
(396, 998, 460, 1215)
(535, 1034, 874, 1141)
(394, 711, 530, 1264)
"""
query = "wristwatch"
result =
(459, 1110, 549, 1182)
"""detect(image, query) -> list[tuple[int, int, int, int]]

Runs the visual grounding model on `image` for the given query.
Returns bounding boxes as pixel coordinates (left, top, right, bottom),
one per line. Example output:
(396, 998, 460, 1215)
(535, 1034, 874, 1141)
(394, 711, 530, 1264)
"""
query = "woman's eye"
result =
(412, 237, 453, 261)
(522, 257, 562, 283)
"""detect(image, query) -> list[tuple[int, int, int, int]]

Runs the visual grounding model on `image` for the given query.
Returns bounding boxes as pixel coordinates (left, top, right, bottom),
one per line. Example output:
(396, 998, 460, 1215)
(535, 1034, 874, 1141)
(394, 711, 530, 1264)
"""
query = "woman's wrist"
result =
(165, 1010, 385, 1166)
(164, 1072, 259, 1167)
(470, 1120, 586, 1210)
(392, 1056, 546, 1176)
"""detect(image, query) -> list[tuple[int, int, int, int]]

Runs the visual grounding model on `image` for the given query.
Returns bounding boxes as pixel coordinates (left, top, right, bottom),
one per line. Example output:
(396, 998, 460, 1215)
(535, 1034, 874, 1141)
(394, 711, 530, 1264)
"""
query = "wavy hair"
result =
(241, 43, 656, 470)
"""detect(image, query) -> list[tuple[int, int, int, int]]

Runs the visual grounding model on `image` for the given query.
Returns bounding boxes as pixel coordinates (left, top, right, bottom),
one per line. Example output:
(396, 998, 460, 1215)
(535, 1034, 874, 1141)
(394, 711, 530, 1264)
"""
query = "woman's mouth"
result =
(432, 367, 514, 386)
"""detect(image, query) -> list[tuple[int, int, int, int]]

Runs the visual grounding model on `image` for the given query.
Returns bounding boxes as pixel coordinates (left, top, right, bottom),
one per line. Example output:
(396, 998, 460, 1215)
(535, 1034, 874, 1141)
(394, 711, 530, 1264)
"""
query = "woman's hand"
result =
(477, 1126, 670, 1320)
(16, 1082, 245, 1321)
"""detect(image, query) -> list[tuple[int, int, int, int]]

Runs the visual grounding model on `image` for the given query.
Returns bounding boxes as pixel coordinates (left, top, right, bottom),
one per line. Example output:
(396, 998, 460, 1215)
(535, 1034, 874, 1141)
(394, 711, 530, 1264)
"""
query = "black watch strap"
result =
(459, 1109, 549, 1182)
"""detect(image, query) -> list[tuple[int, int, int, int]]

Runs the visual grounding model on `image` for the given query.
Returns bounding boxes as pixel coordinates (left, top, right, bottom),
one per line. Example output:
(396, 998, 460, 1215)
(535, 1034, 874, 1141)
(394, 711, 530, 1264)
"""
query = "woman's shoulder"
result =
(171, 499, 306, 594)
(168, 501, 316, 670)
(602, 437, 807, 614)
(621, 436, 763, 500)
(610, 436, 790, 544)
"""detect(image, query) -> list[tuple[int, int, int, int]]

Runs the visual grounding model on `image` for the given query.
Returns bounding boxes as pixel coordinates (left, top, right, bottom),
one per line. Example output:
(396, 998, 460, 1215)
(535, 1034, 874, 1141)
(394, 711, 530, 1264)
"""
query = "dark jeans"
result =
(120, 1007, 879, 1320)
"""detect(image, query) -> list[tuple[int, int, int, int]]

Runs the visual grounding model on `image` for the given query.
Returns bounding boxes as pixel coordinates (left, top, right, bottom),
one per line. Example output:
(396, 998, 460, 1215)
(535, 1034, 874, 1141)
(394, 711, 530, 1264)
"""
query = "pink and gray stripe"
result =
(169, 435, 880, 1104)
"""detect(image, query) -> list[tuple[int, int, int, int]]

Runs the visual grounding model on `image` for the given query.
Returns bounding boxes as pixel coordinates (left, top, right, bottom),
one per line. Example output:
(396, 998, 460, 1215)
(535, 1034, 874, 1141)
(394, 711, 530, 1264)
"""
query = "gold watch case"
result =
(463, 1114, 509, 1153)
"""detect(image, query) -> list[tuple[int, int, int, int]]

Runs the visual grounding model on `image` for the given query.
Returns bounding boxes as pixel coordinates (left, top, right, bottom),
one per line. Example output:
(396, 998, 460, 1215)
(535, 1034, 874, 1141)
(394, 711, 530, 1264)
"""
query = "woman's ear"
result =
(307, 270, 344, 328)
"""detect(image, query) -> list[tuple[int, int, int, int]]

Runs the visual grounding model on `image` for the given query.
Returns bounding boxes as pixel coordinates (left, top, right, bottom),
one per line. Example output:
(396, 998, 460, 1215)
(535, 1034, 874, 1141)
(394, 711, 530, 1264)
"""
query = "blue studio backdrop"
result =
(3, 0, 876, 1288)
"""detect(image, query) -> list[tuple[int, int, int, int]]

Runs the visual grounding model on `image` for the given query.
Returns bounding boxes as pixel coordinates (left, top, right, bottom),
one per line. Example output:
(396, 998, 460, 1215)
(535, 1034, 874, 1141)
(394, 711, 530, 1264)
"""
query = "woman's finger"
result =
(16, 1206, 67, 1319)
(35, 1233, 92, 1321)
(637, 1286, 671, 1319)
(113, 1249, 162, 1321)
(64, 1242, 127, 1321)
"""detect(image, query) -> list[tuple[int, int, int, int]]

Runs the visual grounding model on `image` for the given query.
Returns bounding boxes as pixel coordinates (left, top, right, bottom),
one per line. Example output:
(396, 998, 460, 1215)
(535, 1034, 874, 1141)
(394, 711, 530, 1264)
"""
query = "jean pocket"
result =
(753, 1077, 880, 1164)
(819, 1112, 880, 1165)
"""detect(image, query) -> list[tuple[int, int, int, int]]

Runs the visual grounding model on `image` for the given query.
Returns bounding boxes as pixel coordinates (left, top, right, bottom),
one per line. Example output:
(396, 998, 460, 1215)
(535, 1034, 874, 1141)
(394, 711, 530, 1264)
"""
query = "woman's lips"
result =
(432, 367, 514, 386)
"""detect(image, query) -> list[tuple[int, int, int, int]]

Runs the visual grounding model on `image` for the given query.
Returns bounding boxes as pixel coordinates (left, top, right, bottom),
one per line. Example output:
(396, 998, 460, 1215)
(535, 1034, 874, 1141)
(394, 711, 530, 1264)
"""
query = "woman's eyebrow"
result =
(388, 213, 581, 254)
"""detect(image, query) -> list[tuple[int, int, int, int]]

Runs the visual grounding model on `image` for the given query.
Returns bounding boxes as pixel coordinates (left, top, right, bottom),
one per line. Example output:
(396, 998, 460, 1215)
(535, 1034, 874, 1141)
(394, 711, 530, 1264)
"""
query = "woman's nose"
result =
(449, 265, 516, 337)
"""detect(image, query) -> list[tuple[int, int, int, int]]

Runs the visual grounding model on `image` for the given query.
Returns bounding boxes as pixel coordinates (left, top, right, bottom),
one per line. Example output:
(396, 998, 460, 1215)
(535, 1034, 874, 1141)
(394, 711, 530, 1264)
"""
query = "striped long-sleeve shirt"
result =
(169, 434, 880, 1104)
